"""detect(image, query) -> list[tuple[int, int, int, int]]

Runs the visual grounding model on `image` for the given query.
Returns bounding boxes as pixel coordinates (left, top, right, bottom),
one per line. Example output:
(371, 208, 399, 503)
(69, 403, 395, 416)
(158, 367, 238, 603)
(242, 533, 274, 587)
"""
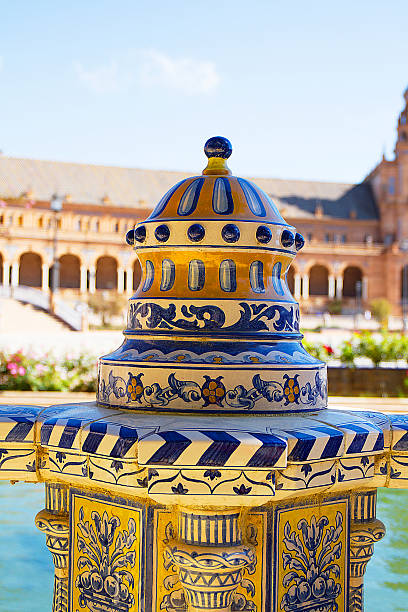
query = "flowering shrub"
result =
(1, 333, 408, 393)
(304, 333, 408, 367)
(0, 350, 98, 391)
(302, 341, 335, 361)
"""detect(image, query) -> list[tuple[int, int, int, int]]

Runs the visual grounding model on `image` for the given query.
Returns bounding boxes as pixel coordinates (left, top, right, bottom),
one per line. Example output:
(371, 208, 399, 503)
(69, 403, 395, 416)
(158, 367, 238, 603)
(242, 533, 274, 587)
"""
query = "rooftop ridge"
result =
(0, 155, 356, 188)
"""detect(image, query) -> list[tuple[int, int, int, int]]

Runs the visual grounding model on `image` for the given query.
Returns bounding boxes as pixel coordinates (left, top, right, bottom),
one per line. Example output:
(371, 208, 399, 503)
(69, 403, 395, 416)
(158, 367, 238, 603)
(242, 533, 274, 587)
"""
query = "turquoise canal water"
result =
(0, 482, 407, 611)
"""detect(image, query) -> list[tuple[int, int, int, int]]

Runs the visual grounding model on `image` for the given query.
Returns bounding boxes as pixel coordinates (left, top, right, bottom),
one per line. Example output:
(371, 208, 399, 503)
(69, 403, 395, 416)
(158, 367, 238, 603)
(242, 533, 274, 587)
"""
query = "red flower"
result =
(323, 345, 334, 355)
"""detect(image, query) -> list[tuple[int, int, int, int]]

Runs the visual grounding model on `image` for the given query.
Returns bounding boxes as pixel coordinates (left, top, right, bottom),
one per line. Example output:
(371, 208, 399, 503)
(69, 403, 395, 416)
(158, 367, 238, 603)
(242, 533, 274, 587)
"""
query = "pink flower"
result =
(18, 366, 26, 376)
(35, 363, 46, 374)
(9, 368, 17, 376)
(7, 362, 17, 371)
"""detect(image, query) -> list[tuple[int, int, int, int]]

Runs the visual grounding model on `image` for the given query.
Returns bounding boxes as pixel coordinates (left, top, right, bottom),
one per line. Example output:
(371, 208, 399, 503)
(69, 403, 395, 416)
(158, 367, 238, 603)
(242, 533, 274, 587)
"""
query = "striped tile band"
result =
(352, 490, 377, 522)
(179, 512, 240, 546)
(45, 483, 69, 514)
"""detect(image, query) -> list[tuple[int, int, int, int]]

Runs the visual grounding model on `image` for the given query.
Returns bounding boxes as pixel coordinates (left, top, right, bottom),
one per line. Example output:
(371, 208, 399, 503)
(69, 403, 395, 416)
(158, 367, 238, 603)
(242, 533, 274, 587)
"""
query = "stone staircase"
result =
(0, 298, 69, 333)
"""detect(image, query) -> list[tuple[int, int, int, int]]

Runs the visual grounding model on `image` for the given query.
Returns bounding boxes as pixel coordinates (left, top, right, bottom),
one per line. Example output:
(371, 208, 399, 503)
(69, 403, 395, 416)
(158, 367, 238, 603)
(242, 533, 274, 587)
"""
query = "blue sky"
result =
(1, 0, 408, 183)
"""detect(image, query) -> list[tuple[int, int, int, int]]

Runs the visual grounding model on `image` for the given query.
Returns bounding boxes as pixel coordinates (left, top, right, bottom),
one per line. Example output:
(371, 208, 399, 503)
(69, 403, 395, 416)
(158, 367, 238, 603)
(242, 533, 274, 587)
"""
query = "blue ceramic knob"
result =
(222, 224, 240, 243)
(125, 229, 135, 245)
(188, 223, 205, 242)
(204, 136, 232, 159)
(281, 229, 295, 247)
(155, 224, 170, 242)
(295, 232, 305, 250)
(256, 225, 272, 244)
(134, 225, 146, 243)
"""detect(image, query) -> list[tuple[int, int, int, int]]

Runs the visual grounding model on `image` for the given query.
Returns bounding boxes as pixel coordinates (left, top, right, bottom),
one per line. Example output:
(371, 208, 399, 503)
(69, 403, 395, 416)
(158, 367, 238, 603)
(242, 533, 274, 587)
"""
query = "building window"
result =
(18, 215, 23, 227)
(38, 217, 43, 228)
(307, 232, 313, 242)
(0, 215, 3, 225)
(341, 234, 347, 243)
(75, 219, 82, 231)
(389, 177, 395, 195)
(114, 222, 119, 232)
(95, 220, 100, 232)
(324, 233, 331, 242)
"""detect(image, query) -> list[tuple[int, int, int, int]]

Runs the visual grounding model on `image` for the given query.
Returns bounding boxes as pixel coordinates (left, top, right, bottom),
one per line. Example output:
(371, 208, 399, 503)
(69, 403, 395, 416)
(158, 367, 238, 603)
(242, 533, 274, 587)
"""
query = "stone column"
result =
(80, 265, 87, 294)
(2, 260, 10, 287)
(349, 489, 385, 611)
(362, 277, 368, 300)
(165, 509, 256, 612)
(302, 273, 309, 299)
(336, 275, 343, 299)
(125, 267, 133, 295)
(117, 266, 125, 293)
(42, 263, 50, 291)
(11, 261, 19, 287)
(294, 273, 301, 299)
(35, 484, 70, 612)
(88, 265, 96, 294)
(328, 274, 335, 298)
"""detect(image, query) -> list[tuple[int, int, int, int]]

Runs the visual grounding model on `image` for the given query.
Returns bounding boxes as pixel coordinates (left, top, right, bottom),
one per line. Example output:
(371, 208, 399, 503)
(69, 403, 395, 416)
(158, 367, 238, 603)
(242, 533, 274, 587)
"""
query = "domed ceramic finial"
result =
(202, 136, 232, 175)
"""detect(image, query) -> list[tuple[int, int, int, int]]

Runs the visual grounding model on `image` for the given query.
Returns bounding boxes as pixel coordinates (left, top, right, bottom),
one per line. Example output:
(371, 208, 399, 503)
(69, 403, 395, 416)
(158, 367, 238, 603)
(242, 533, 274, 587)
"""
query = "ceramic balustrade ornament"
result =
(0, 137, 406, 612)
(99, 136, 326, 415)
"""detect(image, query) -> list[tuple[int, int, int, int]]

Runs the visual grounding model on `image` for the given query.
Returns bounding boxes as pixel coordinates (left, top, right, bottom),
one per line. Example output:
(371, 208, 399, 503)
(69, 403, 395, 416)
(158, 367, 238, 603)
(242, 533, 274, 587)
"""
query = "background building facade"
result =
(2, 89, 408, 313)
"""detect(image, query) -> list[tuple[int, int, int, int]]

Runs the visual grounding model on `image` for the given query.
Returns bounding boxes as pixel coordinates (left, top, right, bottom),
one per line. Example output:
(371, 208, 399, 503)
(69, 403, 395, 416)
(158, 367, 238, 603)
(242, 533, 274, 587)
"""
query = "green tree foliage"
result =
(88, 291, 128, 327)
(370, 298, 392, 329)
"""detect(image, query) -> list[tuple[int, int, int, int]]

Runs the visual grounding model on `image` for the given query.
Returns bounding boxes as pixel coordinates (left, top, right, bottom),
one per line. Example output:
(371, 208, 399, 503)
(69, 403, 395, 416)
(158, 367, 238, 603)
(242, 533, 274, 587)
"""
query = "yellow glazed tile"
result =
(70, 492, 143, 612)
(275, 498, 348, 611)
(153, 508, 266, 612)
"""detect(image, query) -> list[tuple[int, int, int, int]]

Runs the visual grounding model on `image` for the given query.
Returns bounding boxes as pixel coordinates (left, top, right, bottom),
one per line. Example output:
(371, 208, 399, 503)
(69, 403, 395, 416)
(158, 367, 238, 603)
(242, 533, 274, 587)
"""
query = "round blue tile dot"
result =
(222, 224, 240, 243)
(134, 225, 146, 243)
(188, 223, 205, 242)
(281, 229, 295, 247)
(155, 224, 170, 242)
(256, 225, 272, 244)
(125, 229, 135, 245)
(295, 232, 305, 250)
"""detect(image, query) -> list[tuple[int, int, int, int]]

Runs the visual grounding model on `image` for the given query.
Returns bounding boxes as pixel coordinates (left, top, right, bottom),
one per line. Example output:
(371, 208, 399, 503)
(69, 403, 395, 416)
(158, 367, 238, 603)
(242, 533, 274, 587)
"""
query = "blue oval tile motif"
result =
(177, 178, 205, 216)
(155, 224, 170, 242)
(272, 261, 284, 295)
(187, 223, 205, 242)
(161, 259, 176, 291)
(264, 192, 285, 220)
(189, 260, 205, 291)
(212, 177, 234, 214)
(256, 225, 272, 244)
(237, 179, 266, 217)
(249, 261, 265, 293)
(219, 259, 237, 292)
(149, 179, 187, 219)
(142, 260, 154, 292)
